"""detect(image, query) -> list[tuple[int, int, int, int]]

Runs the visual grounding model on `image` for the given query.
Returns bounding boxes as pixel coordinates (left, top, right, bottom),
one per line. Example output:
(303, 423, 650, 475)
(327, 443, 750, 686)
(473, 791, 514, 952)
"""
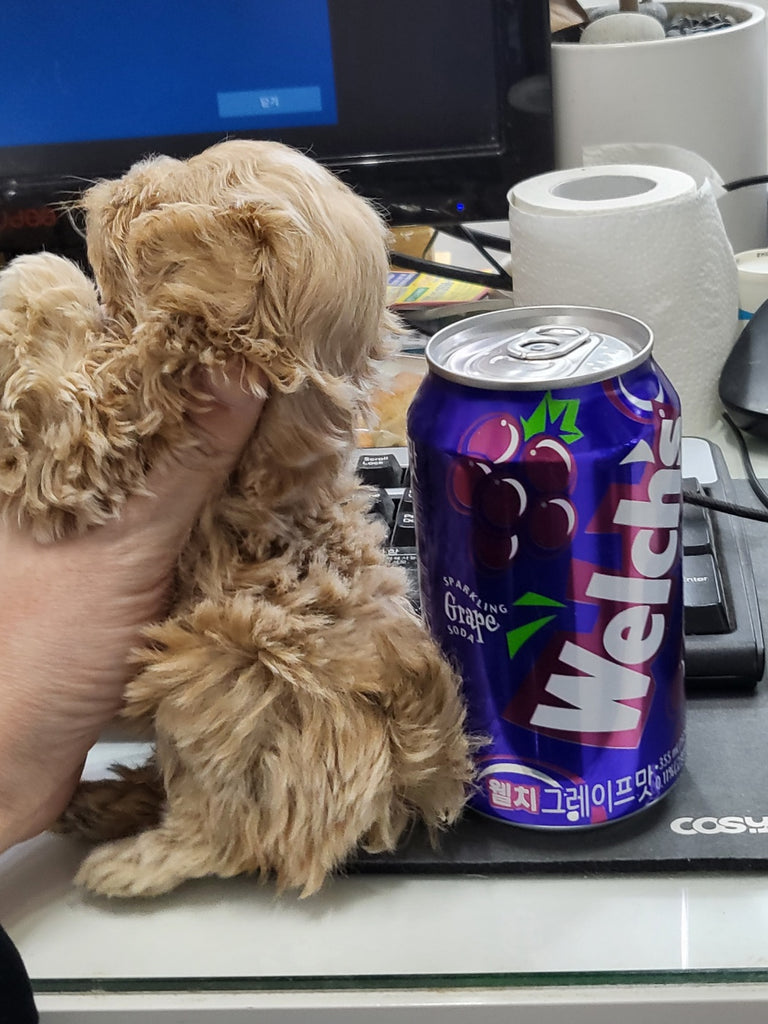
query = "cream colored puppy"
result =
(0, 140, 473, 897)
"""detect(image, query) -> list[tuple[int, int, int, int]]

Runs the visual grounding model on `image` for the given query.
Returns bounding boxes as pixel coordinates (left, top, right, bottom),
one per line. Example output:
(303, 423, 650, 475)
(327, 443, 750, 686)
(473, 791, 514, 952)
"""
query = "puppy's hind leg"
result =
(73, 771, 230, 898)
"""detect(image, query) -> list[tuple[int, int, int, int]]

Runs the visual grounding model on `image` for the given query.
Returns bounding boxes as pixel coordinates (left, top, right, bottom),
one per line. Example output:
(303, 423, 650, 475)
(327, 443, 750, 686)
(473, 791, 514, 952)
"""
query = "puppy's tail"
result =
(51, 760, 165, 842)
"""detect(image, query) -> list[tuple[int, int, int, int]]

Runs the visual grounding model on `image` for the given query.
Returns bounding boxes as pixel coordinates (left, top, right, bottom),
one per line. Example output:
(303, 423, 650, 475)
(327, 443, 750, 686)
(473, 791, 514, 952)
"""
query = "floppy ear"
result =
(124, 200, 308, 391)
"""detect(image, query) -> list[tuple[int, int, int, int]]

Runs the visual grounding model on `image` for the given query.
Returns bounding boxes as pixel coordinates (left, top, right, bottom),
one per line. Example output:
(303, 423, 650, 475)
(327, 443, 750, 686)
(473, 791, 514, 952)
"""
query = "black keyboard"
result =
(680, 438, 764, 687)
(357, 438, 765, 689)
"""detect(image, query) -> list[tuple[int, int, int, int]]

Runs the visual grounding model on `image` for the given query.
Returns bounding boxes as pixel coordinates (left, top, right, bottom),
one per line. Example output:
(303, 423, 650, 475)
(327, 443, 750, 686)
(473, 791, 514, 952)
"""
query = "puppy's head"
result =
(82, 140, 395, 401)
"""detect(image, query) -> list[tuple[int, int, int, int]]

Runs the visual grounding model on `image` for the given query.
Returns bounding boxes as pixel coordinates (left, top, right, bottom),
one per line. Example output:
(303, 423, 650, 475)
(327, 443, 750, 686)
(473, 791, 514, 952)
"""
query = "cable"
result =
(678, 412, 768, 526)
(388, 249, 513, 290)
(422, 228, 439, 258)
(438, 223, 511, 254)
(388, 203, 514, 289)
(455, 223, 510, 280)
(723, 174, 768, 192)
(683, 488, 768, 523)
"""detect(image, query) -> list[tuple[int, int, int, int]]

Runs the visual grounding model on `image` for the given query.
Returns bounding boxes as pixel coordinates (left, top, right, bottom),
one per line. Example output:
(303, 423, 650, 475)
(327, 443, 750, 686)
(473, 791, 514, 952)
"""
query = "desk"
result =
(6, 240, 768, 1020)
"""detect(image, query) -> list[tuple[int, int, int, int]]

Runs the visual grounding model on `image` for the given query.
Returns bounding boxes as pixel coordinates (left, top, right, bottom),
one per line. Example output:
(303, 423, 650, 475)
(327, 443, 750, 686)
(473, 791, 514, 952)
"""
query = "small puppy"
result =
(0, 140, 473, 897)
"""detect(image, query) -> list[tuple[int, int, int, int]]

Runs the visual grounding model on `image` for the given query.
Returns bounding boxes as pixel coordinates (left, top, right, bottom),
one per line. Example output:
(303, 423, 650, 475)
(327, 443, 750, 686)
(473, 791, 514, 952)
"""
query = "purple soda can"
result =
(407, 306, 685, 828)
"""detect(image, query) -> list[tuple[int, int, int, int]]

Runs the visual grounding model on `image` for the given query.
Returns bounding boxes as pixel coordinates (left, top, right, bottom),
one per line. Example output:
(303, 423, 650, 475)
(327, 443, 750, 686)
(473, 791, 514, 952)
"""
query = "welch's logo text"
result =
(505, 410, 682, 749)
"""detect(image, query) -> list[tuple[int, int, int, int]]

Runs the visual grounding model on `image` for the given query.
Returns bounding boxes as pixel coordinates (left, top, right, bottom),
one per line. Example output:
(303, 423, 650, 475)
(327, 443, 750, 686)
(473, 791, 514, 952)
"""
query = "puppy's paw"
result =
(0, 251, 98, 307)
(0, 252, 101, 358)
(75, 837, 166, 898)
(74, 829, 207, 898)
(75, 839, 151, 898)
(0, 259, 143, 538)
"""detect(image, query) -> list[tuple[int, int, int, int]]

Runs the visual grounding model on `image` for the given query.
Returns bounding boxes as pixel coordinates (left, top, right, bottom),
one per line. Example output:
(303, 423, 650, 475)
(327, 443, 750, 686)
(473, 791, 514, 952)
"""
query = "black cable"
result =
(723, 174, 768, 192)
(389, 249, 512, 290)
(388, 203, 514, 289)
(438, 223, 511, 254)
(683, 488, 768, 524)
(454, 223, 510, 280)
(422, 228, 438, 258)
(678, 412, 768, 525)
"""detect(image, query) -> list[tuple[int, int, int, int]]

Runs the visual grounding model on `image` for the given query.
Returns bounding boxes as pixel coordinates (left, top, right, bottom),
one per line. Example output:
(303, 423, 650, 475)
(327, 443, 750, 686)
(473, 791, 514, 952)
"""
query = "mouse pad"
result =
(352, 480, 768, 876)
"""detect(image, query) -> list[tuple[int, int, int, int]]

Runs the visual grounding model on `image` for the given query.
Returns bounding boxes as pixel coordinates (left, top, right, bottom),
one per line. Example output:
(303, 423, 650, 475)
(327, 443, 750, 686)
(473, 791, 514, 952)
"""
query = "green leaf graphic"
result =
(521, 392, 582, 444)
(513, 591, 566, 609)
(507, 615, 556, 659)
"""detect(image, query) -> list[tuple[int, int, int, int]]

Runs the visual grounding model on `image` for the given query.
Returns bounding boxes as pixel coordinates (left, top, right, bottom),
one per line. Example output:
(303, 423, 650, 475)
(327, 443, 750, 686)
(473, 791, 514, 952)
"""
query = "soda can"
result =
(407, 306, 685, 829)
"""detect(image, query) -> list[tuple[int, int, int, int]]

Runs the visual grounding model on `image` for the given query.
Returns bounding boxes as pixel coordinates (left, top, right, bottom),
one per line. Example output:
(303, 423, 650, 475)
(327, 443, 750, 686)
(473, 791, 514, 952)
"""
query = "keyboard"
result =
(357, 437, 765, 689)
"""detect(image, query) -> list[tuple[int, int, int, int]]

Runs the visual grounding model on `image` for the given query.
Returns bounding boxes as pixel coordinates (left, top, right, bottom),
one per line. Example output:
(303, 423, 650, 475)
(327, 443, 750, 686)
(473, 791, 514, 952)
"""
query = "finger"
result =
(147, 366, 267, 502)
(186, 364, 268, 462)
(118, 366, 266, 551)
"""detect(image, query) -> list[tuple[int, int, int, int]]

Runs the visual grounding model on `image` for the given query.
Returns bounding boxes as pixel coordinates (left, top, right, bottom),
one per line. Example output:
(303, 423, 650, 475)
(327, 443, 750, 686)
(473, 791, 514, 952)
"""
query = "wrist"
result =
(0, 738, 84, 855)
(0, 802, 28, 855)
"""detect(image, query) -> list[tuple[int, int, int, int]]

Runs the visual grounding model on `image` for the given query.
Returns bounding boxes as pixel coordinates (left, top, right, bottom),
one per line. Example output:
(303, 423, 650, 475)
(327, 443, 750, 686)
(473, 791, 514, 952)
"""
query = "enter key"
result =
(683, 552, 732, 635)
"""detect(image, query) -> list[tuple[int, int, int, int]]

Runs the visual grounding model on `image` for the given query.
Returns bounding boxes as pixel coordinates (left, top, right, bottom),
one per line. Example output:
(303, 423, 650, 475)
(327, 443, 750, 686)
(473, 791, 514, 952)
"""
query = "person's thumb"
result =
(186, 365, 268, 464)
(142, 365, 267, 525)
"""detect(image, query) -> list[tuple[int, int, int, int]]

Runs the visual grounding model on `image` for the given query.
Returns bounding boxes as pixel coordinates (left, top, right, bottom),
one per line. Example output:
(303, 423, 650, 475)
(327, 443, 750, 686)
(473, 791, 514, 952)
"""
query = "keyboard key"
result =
(385, 546, 420, 610)
(356, 452, 404, 488)
(683, 552, 731, 634)
(368, 487, 397, 532)
(391, 489, 416, 546)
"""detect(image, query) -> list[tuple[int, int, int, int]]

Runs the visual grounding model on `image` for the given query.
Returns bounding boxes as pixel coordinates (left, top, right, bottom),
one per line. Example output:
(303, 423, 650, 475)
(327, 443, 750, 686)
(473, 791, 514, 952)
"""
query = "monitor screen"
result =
(0, 0, 553, 255)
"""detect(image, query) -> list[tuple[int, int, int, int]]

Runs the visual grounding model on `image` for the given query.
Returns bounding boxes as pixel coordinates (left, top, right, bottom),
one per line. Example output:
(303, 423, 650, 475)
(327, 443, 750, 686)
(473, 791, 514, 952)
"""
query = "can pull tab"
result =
(506, 324, 595, 361)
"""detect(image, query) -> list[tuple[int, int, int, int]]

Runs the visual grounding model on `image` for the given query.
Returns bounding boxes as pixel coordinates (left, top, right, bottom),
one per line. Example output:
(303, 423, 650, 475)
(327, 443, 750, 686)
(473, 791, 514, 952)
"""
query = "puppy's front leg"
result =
(0, 252, 102, 374)
(0, 253, 142, 539)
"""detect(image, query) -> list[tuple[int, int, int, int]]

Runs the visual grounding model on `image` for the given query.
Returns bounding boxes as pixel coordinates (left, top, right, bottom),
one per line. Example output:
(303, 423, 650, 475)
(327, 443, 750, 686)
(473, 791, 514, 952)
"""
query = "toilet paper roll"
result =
(508, 163, 739, 435)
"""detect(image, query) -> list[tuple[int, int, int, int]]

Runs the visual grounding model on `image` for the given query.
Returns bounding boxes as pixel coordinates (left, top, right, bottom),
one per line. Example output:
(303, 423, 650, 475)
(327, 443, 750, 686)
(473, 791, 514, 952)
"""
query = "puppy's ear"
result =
(125, 200, 303, 383)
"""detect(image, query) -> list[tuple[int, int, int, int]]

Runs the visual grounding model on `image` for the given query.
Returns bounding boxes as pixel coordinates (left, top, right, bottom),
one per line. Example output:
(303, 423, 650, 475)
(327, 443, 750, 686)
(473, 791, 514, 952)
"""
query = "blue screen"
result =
(0, 0, 338, 146)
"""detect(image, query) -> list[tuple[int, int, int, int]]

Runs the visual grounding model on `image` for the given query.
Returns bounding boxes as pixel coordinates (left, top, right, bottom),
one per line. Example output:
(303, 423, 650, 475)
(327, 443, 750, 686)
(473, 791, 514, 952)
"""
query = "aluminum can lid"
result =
(425, 305, 653, 390)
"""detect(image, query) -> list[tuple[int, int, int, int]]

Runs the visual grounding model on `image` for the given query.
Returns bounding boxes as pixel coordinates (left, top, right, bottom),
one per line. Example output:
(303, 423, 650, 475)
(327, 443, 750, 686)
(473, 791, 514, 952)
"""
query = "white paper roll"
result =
(511, 165, 697, 215)
(507, 163, 739, 435)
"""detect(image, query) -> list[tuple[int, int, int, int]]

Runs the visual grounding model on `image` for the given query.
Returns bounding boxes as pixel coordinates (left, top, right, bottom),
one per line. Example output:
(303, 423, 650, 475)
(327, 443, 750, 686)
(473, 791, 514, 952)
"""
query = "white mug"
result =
(735, 248, 768, 320)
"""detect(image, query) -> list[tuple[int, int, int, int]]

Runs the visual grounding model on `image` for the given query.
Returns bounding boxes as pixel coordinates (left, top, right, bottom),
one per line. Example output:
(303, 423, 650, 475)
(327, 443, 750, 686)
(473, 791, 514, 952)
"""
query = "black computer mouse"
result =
(719, 298, 768, 437)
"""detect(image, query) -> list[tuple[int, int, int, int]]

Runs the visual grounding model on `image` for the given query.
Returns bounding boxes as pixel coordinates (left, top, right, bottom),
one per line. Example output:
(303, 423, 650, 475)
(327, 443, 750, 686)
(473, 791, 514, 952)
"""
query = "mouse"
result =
(719, 298, 768, 437)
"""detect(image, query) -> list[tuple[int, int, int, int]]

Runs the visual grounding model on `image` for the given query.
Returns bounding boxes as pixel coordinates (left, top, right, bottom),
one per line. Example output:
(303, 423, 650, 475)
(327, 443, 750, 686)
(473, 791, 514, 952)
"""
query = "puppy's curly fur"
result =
(0, 140, 473, 897)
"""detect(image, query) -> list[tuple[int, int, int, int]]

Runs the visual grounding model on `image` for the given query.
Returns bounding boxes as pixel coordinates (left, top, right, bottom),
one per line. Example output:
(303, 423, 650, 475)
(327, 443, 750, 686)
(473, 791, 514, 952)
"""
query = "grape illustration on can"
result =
(449, 397, 582, 572)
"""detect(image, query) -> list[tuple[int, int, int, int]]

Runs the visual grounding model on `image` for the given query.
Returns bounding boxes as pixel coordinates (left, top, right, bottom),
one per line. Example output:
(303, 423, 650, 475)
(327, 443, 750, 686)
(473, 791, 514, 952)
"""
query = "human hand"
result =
(0, 370, 266, 852)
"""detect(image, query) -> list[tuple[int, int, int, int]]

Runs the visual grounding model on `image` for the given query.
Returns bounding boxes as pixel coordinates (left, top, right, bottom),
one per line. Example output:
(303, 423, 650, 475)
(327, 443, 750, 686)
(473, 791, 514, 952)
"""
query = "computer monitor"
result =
(0, 0, 553, 257)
